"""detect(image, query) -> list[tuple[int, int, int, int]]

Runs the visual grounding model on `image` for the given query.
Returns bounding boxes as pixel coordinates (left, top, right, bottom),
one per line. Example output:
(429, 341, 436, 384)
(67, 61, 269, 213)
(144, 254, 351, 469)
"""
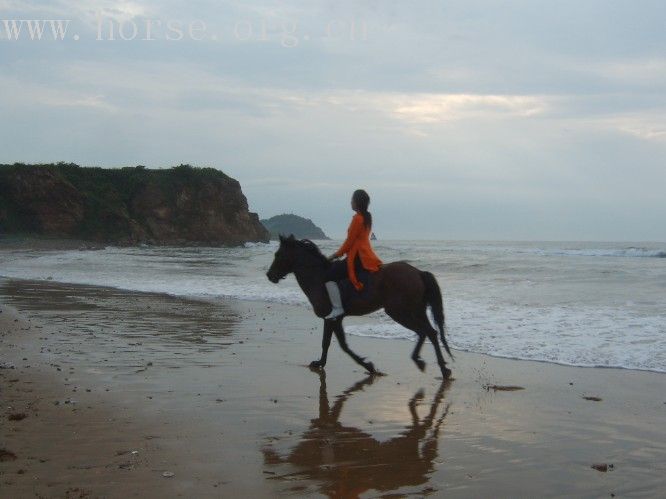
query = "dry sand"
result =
(1, 278, 665, 498)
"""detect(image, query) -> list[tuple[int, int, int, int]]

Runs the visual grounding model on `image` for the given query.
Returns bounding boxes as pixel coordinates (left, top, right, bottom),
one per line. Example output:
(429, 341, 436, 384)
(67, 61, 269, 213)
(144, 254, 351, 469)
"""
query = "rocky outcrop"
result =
(1, 166, 86, 234)
(261, 214, 329, 240)
(0, 163, 269, 246)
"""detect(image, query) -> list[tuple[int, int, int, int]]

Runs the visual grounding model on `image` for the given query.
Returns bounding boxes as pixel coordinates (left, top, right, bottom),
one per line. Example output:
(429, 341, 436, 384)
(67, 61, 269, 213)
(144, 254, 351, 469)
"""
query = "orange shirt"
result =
(334, 213, 382, 290)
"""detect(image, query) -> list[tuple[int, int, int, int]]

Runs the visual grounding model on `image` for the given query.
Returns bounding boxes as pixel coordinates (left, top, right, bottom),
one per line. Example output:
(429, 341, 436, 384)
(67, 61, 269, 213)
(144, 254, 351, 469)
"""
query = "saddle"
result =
(338, 267, 375, 310)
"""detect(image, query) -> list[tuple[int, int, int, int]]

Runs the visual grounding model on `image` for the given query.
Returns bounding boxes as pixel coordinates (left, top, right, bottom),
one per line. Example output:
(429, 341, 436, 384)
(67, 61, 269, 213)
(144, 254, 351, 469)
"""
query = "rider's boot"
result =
(324, 281, 344, 320)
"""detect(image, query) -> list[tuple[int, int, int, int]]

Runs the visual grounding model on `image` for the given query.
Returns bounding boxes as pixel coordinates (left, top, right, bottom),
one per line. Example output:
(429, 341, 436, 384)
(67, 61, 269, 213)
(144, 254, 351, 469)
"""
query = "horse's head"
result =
(266, 234, 297, 283)
(266, 235, 330, 283)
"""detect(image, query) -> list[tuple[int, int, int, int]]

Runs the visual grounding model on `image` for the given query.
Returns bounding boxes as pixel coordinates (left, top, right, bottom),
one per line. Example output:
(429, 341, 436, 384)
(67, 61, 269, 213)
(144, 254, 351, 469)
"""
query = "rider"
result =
(325, 189, 383, 319)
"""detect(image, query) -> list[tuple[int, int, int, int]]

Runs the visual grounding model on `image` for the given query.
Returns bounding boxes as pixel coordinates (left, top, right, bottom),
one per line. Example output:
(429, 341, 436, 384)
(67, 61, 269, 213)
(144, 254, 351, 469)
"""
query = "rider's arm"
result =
(334, 214, 363, 258)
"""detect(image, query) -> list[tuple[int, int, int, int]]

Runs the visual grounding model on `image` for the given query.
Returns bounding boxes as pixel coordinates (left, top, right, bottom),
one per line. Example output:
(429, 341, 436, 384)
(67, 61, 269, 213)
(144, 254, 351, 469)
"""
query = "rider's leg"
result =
(324, 259, 347, 320)
(324, 281, 344, 319)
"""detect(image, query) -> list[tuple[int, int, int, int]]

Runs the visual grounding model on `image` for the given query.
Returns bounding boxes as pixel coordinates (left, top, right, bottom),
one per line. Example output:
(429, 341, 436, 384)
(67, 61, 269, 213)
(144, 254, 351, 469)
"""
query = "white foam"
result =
(525, 247, 666, 258)
(243, 241, 271, 248)
(433, 244, 666, 259)
(345, 299, 666, 373)
(2, 242, 665, 373)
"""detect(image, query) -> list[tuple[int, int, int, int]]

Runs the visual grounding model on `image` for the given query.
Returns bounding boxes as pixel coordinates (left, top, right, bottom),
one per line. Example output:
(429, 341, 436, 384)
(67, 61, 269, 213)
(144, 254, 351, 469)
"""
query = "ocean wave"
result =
(2, 243, 665, 374)
(449, 245, 666, 259)
(344, 302, 666, 374)
(533, 247, 666, 258)
(2, 269, 664, 373)
(243, 241, 272, 248)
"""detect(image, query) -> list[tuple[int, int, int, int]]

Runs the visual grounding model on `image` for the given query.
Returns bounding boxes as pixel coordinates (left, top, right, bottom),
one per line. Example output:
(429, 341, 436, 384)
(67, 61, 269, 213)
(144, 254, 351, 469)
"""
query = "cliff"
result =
(261, 214, 329, 240)
(0, 163, 269, 246)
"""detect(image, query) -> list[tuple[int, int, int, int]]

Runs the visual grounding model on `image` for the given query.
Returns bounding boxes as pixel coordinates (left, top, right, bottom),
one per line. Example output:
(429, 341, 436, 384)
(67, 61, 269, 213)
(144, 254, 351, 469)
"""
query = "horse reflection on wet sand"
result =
(263, 372, 452, 498)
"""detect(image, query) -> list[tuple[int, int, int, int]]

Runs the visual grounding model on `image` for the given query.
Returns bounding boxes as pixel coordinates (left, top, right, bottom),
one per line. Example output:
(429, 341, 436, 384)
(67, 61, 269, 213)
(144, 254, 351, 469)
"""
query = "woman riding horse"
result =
(325, 189, 383, 319)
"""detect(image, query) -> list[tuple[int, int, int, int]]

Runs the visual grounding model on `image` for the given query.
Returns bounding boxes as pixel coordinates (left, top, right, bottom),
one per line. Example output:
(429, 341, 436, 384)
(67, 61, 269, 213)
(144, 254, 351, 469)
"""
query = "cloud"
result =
(600, 115, 666, 142)
(1, 56, 553, 128)
(240, 88, 552, 127)
(0, 74, 116, 111)
(0, 0, 152, 23)
(583, 58, 666, 88)
(1, 0, 665, 240)
(387, 93, 548, 123)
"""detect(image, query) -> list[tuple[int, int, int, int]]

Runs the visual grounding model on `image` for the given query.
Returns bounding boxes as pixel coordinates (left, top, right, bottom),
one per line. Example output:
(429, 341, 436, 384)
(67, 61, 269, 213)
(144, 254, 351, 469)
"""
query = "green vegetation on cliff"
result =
(0, 163, 269, 245)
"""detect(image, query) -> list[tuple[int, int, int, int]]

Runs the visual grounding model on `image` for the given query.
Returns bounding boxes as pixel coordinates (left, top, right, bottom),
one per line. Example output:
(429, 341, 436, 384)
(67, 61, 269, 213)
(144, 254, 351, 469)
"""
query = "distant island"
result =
(0, 163, 269, 246)
(261, 214, 329, 240)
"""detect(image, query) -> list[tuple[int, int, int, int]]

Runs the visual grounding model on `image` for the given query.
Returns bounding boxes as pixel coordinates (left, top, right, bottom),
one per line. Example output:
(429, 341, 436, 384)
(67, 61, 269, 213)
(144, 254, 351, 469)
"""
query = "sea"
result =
(1, 240, 665, 373)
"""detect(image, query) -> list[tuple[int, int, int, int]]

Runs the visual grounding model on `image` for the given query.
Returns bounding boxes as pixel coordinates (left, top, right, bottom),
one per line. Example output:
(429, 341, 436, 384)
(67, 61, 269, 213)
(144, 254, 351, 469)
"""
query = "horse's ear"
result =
(287, 234, 296, 242)
(278, 234, 285, 244)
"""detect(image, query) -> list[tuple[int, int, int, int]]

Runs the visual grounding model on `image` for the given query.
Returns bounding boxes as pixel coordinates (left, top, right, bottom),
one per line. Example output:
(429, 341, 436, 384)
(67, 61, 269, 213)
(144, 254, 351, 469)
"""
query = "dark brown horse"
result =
(266, 235, 453, 378)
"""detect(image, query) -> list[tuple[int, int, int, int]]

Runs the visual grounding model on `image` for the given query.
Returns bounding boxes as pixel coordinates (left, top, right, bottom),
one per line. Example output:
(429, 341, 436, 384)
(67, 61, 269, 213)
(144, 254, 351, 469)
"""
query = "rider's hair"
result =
(352, 189, 372, 229)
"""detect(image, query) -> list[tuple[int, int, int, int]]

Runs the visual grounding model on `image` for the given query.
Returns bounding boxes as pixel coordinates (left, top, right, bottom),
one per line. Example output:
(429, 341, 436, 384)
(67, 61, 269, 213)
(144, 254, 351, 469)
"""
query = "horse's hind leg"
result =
(421, 321, 451, 379)
(411, 334, 426, 372)
(332, 321, 376, 374)
(386, 308, 451, 379)
(385, 308, 428, 372)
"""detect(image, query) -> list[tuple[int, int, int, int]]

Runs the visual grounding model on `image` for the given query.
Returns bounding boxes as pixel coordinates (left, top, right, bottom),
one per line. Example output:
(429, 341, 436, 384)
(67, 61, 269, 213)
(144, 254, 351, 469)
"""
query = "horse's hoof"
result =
(442, 368, 452, 379)
(416, 359, 426, 372)
(365, 362, 376, 374)
(309, 360, 323, 369)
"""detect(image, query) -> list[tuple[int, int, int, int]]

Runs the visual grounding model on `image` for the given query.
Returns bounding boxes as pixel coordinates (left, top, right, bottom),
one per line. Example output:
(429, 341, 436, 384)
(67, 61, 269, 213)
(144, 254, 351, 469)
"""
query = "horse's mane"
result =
(296, 239, 330, 266)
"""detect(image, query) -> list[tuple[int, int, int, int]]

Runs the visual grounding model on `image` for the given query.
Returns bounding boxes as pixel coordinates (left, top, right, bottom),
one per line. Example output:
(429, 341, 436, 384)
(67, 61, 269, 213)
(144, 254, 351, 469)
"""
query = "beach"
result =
(3, 0, 666, 495)
(1, 277, 665, 498)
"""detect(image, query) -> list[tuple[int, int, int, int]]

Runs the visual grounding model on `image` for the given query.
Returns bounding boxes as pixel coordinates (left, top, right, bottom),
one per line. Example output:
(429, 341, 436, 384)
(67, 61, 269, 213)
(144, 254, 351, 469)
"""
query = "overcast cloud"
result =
(1, 1, 665, 240)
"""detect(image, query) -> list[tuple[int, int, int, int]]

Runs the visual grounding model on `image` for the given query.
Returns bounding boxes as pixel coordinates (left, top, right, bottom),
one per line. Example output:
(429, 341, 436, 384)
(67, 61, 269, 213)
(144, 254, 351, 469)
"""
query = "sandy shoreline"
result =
(1, 277, 665, 498)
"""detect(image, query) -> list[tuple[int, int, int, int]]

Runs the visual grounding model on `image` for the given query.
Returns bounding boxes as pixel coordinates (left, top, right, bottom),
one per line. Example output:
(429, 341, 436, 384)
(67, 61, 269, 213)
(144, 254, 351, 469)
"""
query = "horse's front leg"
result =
(332, 321, 377, 374)
(310, 320, 333, 369)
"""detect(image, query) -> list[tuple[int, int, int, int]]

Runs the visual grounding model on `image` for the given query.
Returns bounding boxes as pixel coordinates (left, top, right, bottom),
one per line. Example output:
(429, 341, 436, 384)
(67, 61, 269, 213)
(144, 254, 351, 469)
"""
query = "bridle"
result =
(270, 242, 330, 281)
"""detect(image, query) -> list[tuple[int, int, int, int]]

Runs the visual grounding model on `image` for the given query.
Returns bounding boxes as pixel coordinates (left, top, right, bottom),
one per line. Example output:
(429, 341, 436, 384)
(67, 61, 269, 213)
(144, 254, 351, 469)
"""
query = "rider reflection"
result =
(263, 371, 452, 498)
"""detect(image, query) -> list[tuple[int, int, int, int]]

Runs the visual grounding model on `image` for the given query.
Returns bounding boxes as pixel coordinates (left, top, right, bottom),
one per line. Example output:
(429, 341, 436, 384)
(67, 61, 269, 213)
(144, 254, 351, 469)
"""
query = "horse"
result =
(266, 235, 453, 378)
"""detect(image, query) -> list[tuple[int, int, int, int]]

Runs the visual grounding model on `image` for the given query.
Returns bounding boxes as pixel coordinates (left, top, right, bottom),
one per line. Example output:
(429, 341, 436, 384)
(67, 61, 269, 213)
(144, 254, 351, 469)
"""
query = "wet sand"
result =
(1, 278, 665, 498)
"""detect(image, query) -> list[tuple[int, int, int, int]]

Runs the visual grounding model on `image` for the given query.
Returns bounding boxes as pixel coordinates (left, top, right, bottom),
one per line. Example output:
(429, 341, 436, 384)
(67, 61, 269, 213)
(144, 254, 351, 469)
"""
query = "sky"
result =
(1, 1, 665, 241)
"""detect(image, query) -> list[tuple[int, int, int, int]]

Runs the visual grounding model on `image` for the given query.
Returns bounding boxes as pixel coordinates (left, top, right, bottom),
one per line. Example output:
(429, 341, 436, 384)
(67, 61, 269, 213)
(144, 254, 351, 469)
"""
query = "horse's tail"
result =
(421, 271, 454, 359)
